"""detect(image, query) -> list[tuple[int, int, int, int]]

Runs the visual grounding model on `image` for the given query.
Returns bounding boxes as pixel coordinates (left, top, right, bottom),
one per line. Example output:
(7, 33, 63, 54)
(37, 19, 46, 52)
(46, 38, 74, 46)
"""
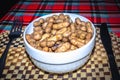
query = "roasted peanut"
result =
(64, 15, 70, 20)
(58, 13, 65, 20)
(62, 21, 70, 27)
(70, 45, 78, 50)
(51, 46, 57, 51)
(46, 17, 50, 22)
(69, 32, 77, 39)
(81, 21, 85, 26)
(40, 33, 50, 41)
(70, 23, 76, 32)
(63, 30, 71, 38)
(56, 41, 62, 45)
(37, 46, 42, 50)
(40, 40, 47, 47)
(42, 22, 48, 29)
(55, 19, 64, 23)
(52, 15, 58, 20)
(51, 41, 62, 51)
(26, 34, 32, 43)
(79, 31, 87, 40)
(33, 26, 42, 32)
(28, 39, 36, 47)
(51, 30, 57, 35)
(33, 32, 41, 40)
(76, 24, 81, 30)
(80, 26, 87, 32)
(62, 37, 69, 42)
(45, 26, 51, 33)
(45, 23, 53, 33)
(39, 18, 44, 24)
(86, 32, 92, 39)
(53, 21, 70, 30)
(85, 39, 90, 44)
(70, 38, 84, 48)
(86, 22, 93, 33)
(33, 21, 40, 27)
(55, 42, 71, 52)
(75, 18, 81, 25)
(77, 30, 82, 35)
(47, 41, 55, 47)
(48, 34, 62, 42)
(77, 39, 85, 43)
(48, 17, 54, 23)
(43, 47, 49, 52)
(56, 27, 67, 35)
(47, 22, 53, 27)
(85, 32, 92, 44)
(49, 48, 53, 52)
(29, 42, 36, 47)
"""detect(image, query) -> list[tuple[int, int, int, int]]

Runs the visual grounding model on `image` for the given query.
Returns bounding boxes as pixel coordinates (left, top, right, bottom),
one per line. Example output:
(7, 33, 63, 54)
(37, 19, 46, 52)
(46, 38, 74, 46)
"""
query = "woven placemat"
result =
(0, 27, 120, 80)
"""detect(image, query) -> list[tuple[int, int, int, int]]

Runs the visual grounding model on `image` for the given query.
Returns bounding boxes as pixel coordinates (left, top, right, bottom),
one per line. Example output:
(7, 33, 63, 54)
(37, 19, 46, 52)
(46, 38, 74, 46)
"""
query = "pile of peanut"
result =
(26, 13, 93, 53)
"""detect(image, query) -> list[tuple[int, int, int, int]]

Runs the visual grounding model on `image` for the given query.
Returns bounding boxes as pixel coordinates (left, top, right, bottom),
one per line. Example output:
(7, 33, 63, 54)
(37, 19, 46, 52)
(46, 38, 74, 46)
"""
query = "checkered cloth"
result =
(0, 0, 120, 37)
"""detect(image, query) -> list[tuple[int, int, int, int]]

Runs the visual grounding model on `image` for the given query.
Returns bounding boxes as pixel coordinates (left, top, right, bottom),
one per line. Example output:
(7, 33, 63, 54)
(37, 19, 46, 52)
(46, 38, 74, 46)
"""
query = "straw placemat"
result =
(0, 27, 120, 80)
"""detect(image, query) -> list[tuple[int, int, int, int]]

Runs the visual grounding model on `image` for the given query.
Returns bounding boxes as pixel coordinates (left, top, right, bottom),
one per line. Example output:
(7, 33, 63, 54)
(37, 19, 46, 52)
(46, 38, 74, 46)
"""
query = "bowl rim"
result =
(23, 13, 96, 54)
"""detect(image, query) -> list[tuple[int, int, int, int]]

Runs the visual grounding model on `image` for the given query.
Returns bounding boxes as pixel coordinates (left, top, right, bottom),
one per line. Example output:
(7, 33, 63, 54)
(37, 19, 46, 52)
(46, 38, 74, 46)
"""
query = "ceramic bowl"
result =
(23, 13, 96, 73)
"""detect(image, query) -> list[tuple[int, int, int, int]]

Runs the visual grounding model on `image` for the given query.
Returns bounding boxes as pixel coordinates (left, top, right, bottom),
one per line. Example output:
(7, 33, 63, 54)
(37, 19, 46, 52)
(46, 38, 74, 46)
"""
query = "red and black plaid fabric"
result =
(0, 0, 120, 37)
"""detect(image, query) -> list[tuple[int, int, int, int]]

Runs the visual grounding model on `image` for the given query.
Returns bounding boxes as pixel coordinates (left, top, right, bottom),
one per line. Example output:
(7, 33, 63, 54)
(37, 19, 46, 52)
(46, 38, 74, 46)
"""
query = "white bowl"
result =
(23, 13, 96, 73)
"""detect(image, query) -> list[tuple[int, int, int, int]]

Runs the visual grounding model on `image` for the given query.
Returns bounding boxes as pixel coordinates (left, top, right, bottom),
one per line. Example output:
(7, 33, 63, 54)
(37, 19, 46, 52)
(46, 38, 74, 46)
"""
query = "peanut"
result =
(40, 33, 50, 41)
(75, 18, 81, 25)
(48, 34, 62, 42)
(33, 21, 40, 27)
(86, 22, 93, 33)
(53, 21, 70, 30)
(33, 32, 41, 40)
(55, 42, 71, 52)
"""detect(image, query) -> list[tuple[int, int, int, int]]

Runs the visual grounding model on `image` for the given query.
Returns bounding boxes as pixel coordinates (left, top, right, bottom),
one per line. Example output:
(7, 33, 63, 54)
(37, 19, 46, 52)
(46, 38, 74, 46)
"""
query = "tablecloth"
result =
(0, 0, 120, 37)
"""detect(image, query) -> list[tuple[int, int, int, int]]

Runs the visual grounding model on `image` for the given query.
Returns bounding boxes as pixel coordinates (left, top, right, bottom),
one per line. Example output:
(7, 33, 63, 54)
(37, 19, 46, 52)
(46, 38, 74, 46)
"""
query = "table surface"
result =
(0, 27, 120, 80)
(0, 0, 120, 37)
